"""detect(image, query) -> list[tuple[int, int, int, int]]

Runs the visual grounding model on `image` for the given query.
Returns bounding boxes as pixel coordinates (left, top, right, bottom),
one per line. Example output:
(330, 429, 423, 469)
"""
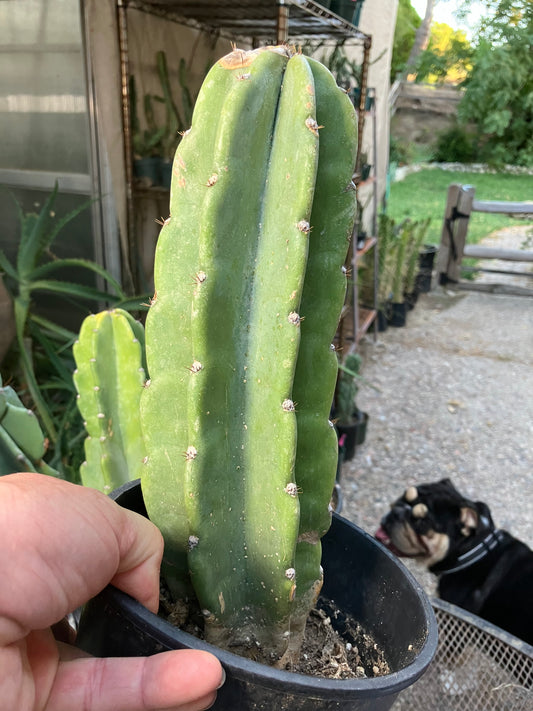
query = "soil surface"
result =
(340, 225, 533, 599)
(160, 587, 390, 680)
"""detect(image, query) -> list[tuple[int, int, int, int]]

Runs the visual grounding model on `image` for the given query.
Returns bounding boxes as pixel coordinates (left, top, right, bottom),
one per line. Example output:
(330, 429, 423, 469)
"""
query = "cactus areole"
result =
(139, 46, 358, 665)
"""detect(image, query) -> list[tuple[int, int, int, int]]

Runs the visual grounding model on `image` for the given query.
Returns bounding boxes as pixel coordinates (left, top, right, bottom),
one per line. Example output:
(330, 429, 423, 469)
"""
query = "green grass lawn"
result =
(386, 168, 533, 246)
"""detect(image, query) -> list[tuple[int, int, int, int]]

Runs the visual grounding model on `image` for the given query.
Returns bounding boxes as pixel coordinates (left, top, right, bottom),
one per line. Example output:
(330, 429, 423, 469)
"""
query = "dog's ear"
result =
(404, 486, 418, 503)
(460, 506, 478, 536)
(474, 501, 495, 530)
(439, 478, 462, 497)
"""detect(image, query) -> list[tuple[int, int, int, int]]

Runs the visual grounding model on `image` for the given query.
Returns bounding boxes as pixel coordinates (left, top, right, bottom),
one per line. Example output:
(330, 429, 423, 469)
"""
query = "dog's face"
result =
(375, 478, 493, 567)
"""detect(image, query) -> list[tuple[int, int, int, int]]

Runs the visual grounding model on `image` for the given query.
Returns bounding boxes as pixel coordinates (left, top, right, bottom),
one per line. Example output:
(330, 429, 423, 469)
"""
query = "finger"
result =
(47, 649, 224, 711)
(0, 473, 163, 646)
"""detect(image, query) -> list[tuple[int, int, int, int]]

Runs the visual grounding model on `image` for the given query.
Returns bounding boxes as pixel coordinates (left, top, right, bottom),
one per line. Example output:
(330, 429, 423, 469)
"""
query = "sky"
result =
(410, 0, 485, 36)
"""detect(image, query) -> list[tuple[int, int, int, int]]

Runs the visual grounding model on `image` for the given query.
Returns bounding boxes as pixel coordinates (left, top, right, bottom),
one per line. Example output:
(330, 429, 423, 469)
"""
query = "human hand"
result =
(0, 472, 224, 711)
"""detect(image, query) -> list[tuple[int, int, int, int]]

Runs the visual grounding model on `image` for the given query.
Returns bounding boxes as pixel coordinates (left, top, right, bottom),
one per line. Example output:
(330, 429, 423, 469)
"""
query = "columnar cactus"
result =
(139, 46, 358, 663)
(73, 309, 147, 493)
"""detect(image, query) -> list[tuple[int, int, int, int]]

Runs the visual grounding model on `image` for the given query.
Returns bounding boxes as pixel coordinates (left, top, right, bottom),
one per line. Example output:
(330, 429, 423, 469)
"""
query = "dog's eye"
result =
(412, 503, 428, 518)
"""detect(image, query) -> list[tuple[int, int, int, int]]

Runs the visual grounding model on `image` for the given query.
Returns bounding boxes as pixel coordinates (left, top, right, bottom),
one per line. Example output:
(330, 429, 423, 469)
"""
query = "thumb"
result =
(47, 649, 224, 711)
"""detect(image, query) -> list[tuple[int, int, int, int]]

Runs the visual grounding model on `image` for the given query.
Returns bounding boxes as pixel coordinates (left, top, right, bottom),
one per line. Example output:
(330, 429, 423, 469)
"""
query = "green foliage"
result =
(432, 124, 478, 163)
(0, 183, 134, 480)
(414, 23, 473, 84)
(391, 0, 422, 80)
(457, 0, 533, 166)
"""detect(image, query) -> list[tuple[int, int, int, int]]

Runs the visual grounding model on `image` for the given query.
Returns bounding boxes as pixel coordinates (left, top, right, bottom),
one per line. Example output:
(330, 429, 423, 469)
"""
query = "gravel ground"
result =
(339, 226, 533, 597)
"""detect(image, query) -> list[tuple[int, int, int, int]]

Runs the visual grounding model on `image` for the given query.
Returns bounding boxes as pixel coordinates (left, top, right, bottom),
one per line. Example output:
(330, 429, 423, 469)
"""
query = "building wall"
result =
(347, 0, 399, 233)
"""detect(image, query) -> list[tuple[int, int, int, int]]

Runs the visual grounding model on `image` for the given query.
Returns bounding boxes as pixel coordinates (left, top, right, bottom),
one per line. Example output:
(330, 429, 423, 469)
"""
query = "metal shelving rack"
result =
(116, 0, 377, 347)
(354, 86, 379, 345)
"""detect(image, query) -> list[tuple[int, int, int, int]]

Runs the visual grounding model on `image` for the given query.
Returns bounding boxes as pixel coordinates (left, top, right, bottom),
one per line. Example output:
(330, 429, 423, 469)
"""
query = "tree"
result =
(391, 0, 422, 79)
(458, 0, 533, 165)
(405, 0, 436, 74)
(415, 22, 472, 83)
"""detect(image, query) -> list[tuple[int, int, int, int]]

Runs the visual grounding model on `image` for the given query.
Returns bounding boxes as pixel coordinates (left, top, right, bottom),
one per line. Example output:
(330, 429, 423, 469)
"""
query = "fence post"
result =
(436, 184, 475, 284)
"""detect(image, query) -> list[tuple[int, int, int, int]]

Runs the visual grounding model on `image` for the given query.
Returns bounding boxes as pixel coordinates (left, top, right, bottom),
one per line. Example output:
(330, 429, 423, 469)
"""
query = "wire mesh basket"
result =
(393, 598, 533, 711)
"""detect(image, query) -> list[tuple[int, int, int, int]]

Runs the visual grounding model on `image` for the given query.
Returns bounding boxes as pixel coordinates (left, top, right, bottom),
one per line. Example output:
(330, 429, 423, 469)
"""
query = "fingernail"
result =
(202, 693, 218, 710)
(216, 666, 226, 689)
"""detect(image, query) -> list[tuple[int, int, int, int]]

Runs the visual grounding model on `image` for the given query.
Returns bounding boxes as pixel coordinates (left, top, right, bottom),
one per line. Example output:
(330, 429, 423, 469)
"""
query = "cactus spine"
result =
(139, 46, 358, 663)
(73, 309, 146, 492)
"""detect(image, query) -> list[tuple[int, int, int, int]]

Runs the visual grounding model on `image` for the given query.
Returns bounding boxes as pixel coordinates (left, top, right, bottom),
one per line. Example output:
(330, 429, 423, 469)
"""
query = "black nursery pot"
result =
(415, 245, 438, 294)
(335, 410, 369, 461)
(377, 309, 388, 332)
(388, 302, 407, 328)
(76, 481, 437, 711)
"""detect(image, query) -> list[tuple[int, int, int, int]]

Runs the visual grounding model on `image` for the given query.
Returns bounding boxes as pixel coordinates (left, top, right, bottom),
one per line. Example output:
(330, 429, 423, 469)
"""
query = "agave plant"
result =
(73, 46, 358, 666)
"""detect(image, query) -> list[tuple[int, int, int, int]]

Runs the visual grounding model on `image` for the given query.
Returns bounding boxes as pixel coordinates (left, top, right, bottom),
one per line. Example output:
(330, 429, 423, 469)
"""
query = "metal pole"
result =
(117, 0, 137, 292)
(277, 1, 289, 44)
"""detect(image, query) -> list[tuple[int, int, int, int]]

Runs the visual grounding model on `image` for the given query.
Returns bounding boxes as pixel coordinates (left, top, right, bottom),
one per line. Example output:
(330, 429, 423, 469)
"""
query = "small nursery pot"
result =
(415, 245, 438, 293)
(377, 309, 388, 332)
(389, 302, 407, 328)
(76, 481, 437, 711)
(336, 410, 369, 461)
(133, 156, 162, 186)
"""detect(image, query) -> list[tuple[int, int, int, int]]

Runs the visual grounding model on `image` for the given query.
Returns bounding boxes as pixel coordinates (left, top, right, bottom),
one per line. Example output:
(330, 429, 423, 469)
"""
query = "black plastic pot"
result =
(159, 160, 173, 189)
(404, 290, 418, 311)
(335, 410, 369, 461)
(76, 481, 437, 711)
(377, 309, 388, 332)
(133, 156, 162, 186)
(415, 245, 438, 294)
(389, 302, 407, 328)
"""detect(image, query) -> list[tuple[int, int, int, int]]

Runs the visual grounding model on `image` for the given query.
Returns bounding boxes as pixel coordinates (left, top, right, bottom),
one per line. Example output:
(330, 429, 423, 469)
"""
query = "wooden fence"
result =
(436, 183, 533, 296)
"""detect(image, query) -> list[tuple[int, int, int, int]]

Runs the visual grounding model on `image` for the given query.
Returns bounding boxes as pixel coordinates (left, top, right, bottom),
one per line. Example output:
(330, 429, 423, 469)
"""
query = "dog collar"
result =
(433, 529, 507, 576)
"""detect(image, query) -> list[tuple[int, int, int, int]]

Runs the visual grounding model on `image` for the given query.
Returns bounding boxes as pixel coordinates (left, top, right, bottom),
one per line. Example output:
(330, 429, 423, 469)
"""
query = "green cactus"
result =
(0, 373, 60, 477)
(71, 45, 357, 664)
(72, 309, 147, 493)
(137, 45, 357, 663)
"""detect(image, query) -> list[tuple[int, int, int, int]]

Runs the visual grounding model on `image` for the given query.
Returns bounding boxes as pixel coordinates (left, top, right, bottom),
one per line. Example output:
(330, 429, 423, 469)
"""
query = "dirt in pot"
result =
(159, 586, 390, 680)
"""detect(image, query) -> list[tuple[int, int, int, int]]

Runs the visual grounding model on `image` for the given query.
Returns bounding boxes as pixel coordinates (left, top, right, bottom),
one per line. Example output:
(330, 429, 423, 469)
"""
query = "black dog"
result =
(376, 478, 533, 645)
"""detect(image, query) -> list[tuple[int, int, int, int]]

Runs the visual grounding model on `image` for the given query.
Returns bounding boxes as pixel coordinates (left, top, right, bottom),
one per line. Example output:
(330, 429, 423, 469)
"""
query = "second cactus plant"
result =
(73, 45, 358, 666)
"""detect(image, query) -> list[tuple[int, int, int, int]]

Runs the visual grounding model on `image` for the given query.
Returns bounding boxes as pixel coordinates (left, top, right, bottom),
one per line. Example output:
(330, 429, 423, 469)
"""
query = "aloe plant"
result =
(73, 46, 357, 665)
(0, 183, 126, 445)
